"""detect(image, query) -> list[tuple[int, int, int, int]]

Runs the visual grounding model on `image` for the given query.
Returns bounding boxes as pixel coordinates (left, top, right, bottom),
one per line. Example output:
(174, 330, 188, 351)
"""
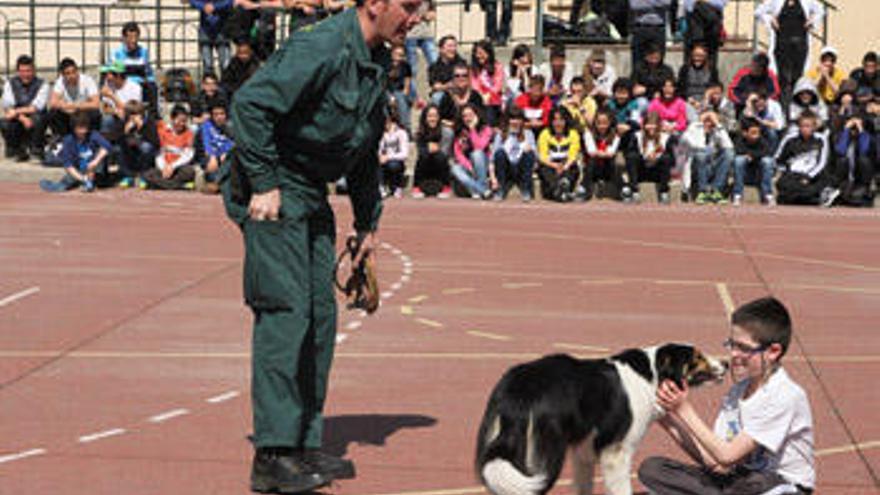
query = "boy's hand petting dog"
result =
(657, 380, 691, 415)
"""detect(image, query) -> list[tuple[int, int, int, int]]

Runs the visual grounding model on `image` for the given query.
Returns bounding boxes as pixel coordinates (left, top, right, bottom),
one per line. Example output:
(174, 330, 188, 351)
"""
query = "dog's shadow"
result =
(322, 413, 437, 457)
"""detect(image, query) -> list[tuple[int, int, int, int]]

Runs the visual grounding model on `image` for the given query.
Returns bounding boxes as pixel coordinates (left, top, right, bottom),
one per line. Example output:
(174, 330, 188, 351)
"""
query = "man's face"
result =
(751, 62, 766, 77)
(106, 73, 121, 89)
(62, 66, 79, 87)
(755, 96, 767, 112)
(799, 118, 815, 139)
(124, 31, 139, 51)
(441, 38, 457, 60)
(865, 60, 878, 77)
(745, 126, 762, 142)
(202, 77, 218, 95)
(569, 82, 584, 99)
(236, 44, 253, 63)
(550, 55, 565, 73)
(589, 59, 605, 76)
(613, 87, 629, 104)
(74, 124, 89, 141)
(372, 0, 423, 46)
(645, 51, 661, 66)
(18, 64, 35, 84)
(691, 47, 706, 66)
(529, 82, 544, 100)
(211, 107, 228, 126)
(453, 68, 469, 90)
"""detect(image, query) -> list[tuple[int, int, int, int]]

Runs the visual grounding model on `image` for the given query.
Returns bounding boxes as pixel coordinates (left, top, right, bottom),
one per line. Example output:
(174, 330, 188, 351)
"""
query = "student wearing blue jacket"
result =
(40, 112, 111, 192)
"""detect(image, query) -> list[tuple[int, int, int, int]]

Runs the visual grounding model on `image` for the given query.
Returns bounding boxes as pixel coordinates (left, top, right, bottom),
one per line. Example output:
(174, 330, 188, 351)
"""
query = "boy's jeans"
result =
(694, 148, 733, 193)
(405, 37, 438, 98)
(733, 155, 775, 198)
(199, 29, 231, 75)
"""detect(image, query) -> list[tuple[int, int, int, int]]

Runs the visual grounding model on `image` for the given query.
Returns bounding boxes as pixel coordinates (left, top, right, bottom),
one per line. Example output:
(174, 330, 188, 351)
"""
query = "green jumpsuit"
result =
(222, 8, 386, 451)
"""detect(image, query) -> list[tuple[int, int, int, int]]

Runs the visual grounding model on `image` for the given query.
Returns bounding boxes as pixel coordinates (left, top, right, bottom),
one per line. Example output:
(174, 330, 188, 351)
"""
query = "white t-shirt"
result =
(53, 74, 99, 104)
(102, 78, 143, 111)
(713, 367, 815, 488)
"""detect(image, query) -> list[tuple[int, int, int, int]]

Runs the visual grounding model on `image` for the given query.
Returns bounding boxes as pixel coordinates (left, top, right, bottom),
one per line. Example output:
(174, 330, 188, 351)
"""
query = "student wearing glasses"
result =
(437, 62, 485, 128)
(639, 297, 815, 495)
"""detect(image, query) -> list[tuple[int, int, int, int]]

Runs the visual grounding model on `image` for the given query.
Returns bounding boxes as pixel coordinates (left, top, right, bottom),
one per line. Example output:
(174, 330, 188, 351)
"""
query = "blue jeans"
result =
(405, 37, 438, 98)
(199, 29, 230, 75)
(391, 89, 412, 132)
(693, 148, 733, 193)
(733, 155, 775, 197)
(493, 149, 535, 196)
(451, 150, 489, 196)
(119, 140, 156, 178)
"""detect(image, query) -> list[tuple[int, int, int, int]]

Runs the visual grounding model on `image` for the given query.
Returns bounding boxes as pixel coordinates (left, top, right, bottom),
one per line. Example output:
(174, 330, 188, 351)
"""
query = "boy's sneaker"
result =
(183, 181, 196, 191)
(393, 188, 403, 199)
(679, 190, 690, 203)
(81, 179, 95, 193)
(711, 191, 728, 204)
(521, 191, 533, 203)
(437, 186, 452, 199)
(659, 192, 670, 205)
(820, 187, 840, 208)
(764, 195, 776, 206)
(136, 177, 148, 190)
(695, 192, 710, 205)
(480, 189, 494, 200)
(632, 191, 642, 204)
(118, 177, 134, 189)
(411, 187, 425, 199)
(492, 191, 504, 201)
(379, 185, 390, 198)
(621, 185, 633, 203)
(732, 194, 743, 206)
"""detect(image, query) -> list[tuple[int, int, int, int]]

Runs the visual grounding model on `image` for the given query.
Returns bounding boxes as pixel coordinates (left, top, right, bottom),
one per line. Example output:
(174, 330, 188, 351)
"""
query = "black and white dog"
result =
(475, 344, 727, 495)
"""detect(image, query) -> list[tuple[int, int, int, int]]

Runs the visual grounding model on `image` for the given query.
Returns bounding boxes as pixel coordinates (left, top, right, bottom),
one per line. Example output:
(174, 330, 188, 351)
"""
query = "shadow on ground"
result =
(323, 414, 438, 457)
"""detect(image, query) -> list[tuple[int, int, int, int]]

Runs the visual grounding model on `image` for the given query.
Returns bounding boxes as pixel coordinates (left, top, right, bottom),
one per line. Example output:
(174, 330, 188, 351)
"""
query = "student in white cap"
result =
(806, 46, 847, 105)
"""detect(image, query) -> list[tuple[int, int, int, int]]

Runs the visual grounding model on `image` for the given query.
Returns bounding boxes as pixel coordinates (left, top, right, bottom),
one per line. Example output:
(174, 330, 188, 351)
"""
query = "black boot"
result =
(250, 447, 328, 494)
(296, 449, 356, 481)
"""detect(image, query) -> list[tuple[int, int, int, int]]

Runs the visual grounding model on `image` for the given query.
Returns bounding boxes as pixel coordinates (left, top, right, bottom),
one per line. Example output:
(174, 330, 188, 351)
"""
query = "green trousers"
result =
(227, 171, 338, 449)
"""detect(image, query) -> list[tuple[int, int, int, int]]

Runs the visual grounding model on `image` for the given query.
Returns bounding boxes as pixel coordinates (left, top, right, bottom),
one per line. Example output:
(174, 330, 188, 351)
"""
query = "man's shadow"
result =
(322, 414, 437, 457)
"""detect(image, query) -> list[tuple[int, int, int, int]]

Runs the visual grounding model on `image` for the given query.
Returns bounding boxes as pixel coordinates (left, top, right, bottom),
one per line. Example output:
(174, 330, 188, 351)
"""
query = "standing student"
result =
(628, 0, 672, 65)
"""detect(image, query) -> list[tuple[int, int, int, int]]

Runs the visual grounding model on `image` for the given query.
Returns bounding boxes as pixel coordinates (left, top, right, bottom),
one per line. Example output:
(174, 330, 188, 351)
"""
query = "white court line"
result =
(401, 275, 411, 283)
(336, 334, 349, 344)
(78, 428, 126, 444)
(206, 391, 240, 404)
(345, 320, 363, 330)
(715, 282, 736, 317)
(381, 291, 393, 300)
(380, 242, 392, 250)
(0, 448, 46, 465)
(0, 286, 40, 308)
(148, 408, 190, 424)
(391, 282, 402, 291)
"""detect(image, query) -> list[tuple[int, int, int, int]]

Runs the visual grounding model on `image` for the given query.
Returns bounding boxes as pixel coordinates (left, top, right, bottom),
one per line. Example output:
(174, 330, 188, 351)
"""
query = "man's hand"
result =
(19, 115, 33, 129)
(248, 188, 281, 221)
(206, 156, 220, 173)
(4, 108, 17, 120)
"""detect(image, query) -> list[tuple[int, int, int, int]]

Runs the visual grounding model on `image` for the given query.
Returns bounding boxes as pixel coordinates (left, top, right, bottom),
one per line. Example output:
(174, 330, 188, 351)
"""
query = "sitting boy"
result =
(733, 117, 776, 206)
(196, 101, 233, 194)
(39, 111, 111, 193)
(639, 296, 815, 495)
(682, 110, 734, 204)
(141, 105, 196, 190)
(774, 111, 830, 206)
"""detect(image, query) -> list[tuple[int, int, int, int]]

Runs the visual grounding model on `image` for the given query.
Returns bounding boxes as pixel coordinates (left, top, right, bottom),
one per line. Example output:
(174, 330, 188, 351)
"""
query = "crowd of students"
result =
(1, 0, 877, 207)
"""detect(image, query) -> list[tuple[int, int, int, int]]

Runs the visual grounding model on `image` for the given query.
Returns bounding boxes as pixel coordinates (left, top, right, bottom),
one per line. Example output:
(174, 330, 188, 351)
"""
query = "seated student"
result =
(622, 111, 673, 204)
(491, 106, 536, 202)
(118, 101, 159, 189)
(450, 104, 494, 199)
(388, 43, 414, 132)
(142, 105, 196, 190)
(775, 111, 831, 206)
(741, 90, 786, 149)
(631, 44, 676, 101)
(537, 44, 575, 106)
(1, 55, 49, 162)
(682, 0, 725, 68)
(196, 101, 233, 194)
(561, 76, 598, 134)
(438, 62, 485, 128)
(788, 78, 829, 134)
(190, 72, 227, 125)
(378, 110, 410, 198)
(701, 81, 738, 132)
(514, 74, 553, 132)
(582, 108, 622, 200)
(413, 104, 453, 199)
(221, 37, 260, 96)
(683, 109, 734, 204)
(806, 46, 847, 107)
(469, 40, 504, 127)
(678, 43, 721, 113)
(639, 296, 815, 495)
(110, 22, 157, 115)
(504, 44, 534, 109)
(851, 51, 880, 106)
(582, 49, 616, 102)
(823, 82, 874, 207)
(39, 111, 110, 193)
(537, 107, 581, 202)
(98, 61, 143, 144)
(733, 117, 776, 206)
(729, 53, 781, 110)
(48, 58, 101, 138)
(607, 77, 646, 147)
(648, 77, 689, 135)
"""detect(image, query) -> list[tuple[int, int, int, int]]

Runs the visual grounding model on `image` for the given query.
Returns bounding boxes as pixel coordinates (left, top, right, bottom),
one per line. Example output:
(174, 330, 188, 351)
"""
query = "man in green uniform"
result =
(223, 0, 423, 492)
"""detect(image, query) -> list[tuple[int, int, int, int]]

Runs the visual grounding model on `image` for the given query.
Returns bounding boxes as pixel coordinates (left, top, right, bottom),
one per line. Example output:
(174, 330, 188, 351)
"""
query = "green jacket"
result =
(230, 8, 387, 232)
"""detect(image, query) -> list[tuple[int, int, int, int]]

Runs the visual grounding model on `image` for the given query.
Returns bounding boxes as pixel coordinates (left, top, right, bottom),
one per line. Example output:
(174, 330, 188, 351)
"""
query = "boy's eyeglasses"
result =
(453, 74, 469, 78)
(722, 338, 767, 355)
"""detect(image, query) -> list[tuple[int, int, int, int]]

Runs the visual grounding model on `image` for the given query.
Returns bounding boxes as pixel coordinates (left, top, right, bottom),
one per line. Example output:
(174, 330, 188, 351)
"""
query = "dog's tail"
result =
(475, 386, 565, 495)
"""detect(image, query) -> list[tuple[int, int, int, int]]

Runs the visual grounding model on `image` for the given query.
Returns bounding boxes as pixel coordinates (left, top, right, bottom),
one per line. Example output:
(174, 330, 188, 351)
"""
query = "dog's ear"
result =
(656, 344, 690, 388)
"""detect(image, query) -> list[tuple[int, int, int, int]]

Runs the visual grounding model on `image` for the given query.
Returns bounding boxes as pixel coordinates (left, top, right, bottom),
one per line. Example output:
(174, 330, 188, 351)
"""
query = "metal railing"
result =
(0, 0, 838, 79)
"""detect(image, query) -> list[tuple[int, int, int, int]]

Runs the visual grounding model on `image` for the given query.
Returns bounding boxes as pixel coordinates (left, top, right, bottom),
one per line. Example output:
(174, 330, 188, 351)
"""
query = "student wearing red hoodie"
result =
(514, 74, 552, 132)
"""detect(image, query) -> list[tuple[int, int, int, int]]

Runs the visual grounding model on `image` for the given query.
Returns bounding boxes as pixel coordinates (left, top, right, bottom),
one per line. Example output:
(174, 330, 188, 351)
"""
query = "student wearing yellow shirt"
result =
(561, 76, 598, 134)
(806, 47, 846, 106)
(537, 107, 581, 202)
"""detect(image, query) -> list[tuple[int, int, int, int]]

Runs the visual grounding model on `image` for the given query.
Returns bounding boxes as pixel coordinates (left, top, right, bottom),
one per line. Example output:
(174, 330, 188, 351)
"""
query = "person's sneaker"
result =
(492, 191, 503, 201)
(632, 191, 642, 204)
(296, 449, 356, 481)
(621, 185, 633, 203)
(695, 192, 710, 205)
(732, 194, 743, 206)
(659, 192, 671, 205)
(521, 191, 533, 203)
(480, 189, 494, 200)
(393, 188, 403, 199)
(136, 177, 148, 190)
(81, 179, 95, 193)
(118, 177, 134, 189)
(380, 185, 390, 198)
(411, 187, 425, 199)
(765, 194, 776, 206)
(711, 191, 728, 204)
(437, 186, 452, 199)
(194, 166, 207, 192)
(183, 181, 196, 191)
(679, 190, 690, 203)
(15, 150, 29, 162)
(574, 185, 588, 202)
(250, 448, 328, 494)
(820, 187, 840, 208)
